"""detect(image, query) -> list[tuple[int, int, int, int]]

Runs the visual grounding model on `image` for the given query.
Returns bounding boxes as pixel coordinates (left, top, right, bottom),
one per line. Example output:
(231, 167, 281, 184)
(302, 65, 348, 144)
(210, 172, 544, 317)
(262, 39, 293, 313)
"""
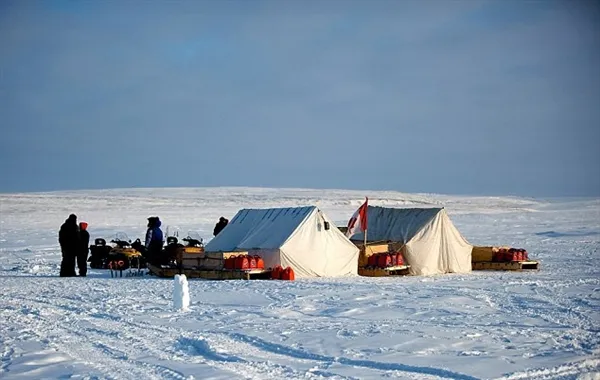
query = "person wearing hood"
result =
(213, 216, 228, 236)
(77, 221, 90, 277)
(58, 214, 79, 277)
(145, 216, 164, 265)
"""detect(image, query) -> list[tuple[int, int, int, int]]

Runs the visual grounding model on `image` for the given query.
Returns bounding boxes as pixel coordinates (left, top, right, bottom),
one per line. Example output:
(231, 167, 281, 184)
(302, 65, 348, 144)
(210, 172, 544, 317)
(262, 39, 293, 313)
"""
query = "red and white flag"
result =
(346, 197, 368, 238)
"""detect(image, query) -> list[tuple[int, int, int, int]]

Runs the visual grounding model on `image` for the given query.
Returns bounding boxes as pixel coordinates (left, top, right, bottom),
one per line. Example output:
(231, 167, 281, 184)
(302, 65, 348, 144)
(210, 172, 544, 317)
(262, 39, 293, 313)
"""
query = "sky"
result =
(0, 0, 599, 197)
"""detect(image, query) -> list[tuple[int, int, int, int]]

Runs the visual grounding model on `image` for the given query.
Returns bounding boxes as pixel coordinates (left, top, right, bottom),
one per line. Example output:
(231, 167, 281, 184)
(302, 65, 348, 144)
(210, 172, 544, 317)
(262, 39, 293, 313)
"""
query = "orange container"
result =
(235, 256, 249, 270)
(254, 255, 265, 269)
(249, 256, 257, 269)
(271, 265, 283, 280)
(493, 248, 508, 262)
(396, 252, 405, 266)
(225, 255, 236, 270)
(281, 266, 295, 281)
(367, 254, 378, 267)
(377, 253, 392, 268)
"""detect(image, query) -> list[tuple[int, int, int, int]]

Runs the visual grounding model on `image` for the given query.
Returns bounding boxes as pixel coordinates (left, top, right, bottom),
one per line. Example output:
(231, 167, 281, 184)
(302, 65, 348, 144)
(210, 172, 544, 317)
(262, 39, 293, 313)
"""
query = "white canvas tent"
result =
(205, 206, 359, 278)
(350, 206, 472, 276)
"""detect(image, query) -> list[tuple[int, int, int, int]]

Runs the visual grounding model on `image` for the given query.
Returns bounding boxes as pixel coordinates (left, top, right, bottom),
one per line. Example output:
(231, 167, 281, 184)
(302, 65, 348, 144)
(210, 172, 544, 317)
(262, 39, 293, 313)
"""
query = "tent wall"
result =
(404, 210, 472, 275)
(439, 210, 472, 274)
(281, 209, 359, 278)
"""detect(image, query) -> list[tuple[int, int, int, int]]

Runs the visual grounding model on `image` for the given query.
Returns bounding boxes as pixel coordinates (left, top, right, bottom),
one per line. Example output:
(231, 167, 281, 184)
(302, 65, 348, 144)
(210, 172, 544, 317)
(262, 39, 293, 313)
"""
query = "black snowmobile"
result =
(88, 238, 112, 269)
(183, 231, 204, 249)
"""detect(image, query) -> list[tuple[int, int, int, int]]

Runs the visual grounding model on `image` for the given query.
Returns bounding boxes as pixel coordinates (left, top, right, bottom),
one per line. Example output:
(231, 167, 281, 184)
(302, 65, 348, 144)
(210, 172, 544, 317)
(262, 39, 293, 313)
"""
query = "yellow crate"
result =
(182, 246, 204, 254)
(471, 246, 513, 262)
(471, 246, 494, 262)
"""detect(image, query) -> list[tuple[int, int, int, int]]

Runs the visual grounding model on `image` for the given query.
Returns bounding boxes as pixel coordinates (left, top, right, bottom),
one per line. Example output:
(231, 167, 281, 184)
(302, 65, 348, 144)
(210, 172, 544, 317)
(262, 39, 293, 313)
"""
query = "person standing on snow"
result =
(145, 216, 164, 265)
(213, 216, 228, 236)
(58, 214, 79, 277)
(77, 221, 90, 277)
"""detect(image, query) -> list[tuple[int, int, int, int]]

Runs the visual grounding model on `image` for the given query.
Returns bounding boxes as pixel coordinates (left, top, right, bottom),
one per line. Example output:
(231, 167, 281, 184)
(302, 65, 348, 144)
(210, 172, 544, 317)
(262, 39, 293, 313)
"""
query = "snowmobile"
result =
(107, 233, 145, 276)
(159, 231, 204, 267)
(161, 235, 183, 266)
(88, 238, 112, 269)
(182, 231, 204, 254)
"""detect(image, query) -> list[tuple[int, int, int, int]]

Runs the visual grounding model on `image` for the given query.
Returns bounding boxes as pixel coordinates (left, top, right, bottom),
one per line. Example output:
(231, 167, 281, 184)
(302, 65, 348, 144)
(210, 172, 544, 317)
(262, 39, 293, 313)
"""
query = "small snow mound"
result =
(28, 265, 40, 274)
(459, 350, 483, 356)
(173, 274, 190, 311)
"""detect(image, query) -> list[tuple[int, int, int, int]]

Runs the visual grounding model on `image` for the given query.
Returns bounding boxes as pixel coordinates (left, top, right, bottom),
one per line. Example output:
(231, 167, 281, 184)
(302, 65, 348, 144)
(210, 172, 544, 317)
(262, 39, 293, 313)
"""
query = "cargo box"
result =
(358, 243, 389, 267)
(181, 256, 224, 270)
(471, 246, 494, 262)
(471, 246, 512, 262)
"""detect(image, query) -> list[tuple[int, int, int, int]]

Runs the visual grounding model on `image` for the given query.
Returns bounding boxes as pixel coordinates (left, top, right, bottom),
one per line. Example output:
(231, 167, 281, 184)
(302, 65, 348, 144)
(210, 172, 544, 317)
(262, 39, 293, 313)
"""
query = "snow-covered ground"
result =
(0, 187, 598, 380)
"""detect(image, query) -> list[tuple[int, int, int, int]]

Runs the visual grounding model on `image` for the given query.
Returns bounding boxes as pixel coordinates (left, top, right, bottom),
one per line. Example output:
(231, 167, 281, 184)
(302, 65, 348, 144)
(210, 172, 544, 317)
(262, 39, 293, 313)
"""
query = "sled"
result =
(109, 260, 145, 278)
(358, 265, 411, 277)
(147, 263, 271, 280)
(472, 260, 540, 271)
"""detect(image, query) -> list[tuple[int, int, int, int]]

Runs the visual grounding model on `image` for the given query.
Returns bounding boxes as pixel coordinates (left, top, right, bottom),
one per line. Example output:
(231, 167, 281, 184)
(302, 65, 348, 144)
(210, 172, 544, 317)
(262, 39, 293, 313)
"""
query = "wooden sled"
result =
(472, 260, 540, 271)
(147, 263, 271, 280)
(358, 265, 411, 277)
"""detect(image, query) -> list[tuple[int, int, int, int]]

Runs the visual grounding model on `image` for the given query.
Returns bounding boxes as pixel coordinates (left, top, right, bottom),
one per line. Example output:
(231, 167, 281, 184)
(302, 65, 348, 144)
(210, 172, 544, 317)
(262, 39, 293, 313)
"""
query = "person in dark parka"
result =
(145, 216, 164, 265)
(213, 217, 228, 236)
(59, 214, 79, 277)
(77, 221, 90, 277)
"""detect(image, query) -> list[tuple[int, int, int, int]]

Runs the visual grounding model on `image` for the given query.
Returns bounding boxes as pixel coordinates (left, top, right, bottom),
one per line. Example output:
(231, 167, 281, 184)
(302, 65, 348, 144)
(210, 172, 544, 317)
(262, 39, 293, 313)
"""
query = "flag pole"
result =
(363, 227, 368, 258)
(363, 197, 368, 250)
(364, 228, 367, 248)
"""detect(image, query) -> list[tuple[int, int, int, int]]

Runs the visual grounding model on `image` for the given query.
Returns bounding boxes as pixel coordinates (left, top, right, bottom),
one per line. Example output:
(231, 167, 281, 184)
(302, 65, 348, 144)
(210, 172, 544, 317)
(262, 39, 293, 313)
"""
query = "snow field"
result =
(1, 187, 598, 379)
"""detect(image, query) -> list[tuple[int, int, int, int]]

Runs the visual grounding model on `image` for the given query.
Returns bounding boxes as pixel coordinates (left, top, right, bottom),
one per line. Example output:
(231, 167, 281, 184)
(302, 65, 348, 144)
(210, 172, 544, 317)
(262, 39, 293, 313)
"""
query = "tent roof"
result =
(205, 206, 315, 252)
(350, 206, 443, 243)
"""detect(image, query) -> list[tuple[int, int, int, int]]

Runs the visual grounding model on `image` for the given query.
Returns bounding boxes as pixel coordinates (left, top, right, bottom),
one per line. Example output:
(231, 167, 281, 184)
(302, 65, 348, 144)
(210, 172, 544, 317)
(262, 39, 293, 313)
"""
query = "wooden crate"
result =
(222, 251, 248, 259)
(358, 265, 411, 277)
(178, 250, 221, 259)
(471, 246, 494, 262)
(356, 243, 390, 267)
(364, 243, 390, 255)
(472, 260, 540, 271)
(182, 246, 204, 254)
(181, 256, 223, 270)
(202, 251, 248, 259)
(175, 250, 232, 270)
(471, 246, 512, 263)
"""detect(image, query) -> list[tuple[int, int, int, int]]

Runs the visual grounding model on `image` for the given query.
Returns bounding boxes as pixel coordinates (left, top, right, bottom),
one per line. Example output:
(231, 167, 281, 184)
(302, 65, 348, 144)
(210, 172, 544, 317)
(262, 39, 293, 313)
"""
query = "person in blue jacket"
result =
(145, 216, 164, 265)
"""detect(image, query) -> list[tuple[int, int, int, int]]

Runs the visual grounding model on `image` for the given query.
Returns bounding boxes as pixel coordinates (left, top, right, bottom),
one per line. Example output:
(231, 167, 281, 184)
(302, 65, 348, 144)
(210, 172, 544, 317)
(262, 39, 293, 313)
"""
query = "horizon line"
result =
(1, 185, 597, 200)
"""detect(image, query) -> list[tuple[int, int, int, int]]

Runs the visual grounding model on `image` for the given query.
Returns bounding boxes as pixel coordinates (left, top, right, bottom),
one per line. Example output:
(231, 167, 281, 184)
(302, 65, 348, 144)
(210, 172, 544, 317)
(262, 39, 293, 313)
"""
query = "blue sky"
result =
(1, 0, 598, 196)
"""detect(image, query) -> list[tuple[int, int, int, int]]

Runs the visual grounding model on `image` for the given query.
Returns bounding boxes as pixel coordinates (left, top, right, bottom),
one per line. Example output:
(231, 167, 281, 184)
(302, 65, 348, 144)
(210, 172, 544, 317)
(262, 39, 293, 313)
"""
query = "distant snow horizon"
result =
(2, 185, 597, 201)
